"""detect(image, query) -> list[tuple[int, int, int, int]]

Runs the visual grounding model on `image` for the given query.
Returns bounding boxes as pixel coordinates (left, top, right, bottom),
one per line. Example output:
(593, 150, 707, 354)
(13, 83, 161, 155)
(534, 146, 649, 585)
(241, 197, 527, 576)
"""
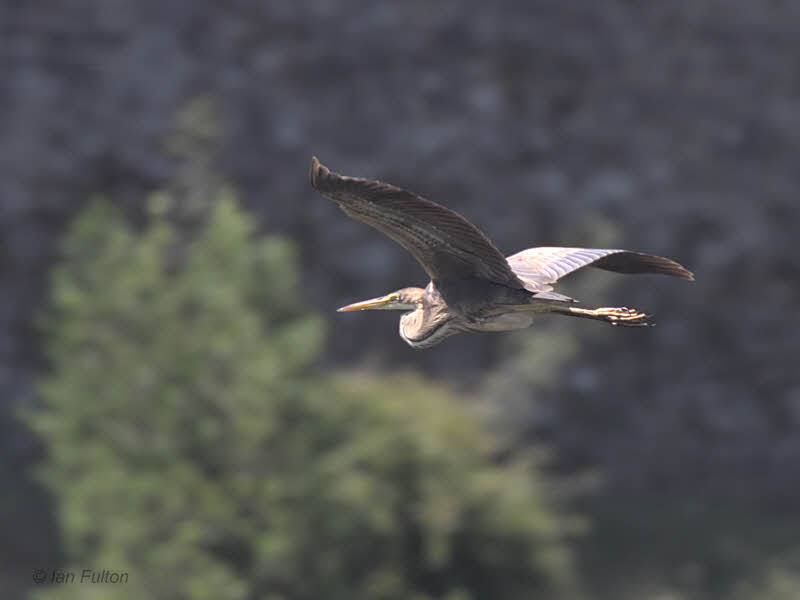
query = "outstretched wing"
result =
(506, 247, 694, 294)
(310, 157, 522, 287)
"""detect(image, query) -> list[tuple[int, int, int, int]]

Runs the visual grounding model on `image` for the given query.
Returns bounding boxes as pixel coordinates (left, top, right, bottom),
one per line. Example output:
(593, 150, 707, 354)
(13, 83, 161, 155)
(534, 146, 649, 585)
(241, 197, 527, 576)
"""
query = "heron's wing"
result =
(310, 157, 522, 287)
(506, 247, 694, 293)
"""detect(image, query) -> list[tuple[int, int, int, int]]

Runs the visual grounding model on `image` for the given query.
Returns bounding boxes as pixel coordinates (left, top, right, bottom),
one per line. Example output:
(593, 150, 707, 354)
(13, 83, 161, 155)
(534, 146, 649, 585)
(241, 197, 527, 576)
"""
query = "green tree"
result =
(27, 187, 576, 599)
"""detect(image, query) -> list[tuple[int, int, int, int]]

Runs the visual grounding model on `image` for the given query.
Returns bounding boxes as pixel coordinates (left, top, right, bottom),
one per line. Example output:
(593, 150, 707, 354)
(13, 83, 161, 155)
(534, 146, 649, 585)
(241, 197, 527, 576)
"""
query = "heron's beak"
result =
(337, 294, 394, 312)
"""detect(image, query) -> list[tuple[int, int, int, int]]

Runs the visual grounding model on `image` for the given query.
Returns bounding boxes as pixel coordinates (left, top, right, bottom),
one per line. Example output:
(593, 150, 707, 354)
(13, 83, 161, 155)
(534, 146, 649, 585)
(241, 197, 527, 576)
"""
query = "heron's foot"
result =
(567, 306, 653, 327)
(595, 306, 652, 326)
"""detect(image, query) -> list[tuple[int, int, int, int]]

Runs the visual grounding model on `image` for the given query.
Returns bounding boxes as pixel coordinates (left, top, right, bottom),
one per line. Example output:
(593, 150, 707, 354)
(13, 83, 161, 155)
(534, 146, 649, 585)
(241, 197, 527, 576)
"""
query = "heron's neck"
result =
(398, 298, 454, 348)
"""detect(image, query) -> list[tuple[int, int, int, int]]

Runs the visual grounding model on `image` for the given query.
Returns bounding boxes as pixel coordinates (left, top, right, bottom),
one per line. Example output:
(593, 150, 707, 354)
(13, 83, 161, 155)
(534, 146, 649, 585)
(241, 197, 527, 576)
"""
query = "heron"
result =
(310, 157, 693, 349)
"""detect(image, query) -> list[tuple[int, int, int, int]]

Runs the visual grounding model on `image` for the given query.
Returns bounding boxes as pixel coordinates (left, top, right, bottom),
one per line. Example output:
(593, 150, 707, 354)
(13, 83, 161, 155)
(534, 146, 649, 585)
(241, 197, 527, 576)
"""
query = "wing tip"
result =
(639, 253, 695, 281)
(594, 251, 696, 282)
(309, 155, 331, 190)
(648, 259, 696, 282)
(662, 259, 695, 281)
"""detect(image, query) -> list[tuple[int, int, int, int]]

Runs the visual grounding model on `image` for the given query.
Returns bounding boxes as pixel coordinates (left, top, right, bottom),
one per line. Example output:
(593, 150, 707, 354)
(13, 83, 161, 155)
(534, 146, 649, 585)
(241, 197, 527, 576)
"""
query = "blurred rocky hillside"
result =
(2, 0, 799, 509)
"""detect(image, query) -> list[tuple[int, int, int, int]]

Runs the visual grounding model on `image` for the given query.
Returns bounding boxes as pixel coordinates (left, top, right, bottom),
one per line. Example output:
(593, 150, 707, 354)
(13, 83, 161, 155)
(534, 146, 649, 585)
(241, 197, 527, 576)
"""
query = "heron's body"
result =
(393, 283, 533, 349)
(310, 157, 693, 349)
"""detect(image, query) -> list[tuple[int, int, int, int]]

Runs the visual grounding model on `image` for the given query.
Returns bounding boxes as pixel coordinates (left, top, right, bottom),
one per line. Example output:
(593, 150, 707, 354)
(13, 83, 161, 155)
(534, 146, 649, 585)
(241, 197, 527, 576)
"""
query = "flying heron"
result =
(310, 157, 693, 349)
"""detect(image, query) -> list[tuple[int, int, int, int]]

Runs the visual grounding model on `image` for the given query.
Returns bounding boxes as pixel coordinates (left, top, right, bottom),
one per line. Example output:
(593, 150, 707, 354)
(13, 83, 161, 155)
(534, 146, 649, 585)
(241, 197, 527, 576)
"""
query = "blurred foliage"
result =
(25, 183, 578, 599)
(163, 96, 223, 226)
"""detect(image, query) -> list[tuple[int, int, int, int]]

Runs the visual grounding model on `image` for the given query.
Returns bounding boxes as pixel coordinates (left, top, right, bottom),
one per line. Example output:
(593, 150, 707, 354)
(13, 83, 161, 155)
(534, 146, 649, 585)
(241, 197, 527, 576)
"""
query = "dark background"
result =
(2, 1, 799, 598)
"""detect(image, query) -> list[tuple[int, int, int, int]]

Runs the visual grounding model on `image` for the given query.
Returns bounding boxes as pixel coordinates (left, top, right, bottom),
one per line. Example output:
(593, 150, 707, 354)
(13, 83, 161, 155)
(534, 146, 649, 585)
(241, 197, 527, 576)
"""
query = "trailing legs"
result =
(556, 305, 652, 327)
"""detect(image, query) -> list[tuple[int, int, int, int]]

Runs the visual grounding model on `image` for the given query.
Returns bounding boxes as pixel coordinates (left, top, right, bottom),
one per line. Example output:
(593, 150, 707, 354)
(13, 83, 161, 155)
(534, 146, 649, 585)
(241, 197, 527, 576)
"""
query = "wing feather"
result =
(506, 247, 693, 293)
(310, 157, 522, 287)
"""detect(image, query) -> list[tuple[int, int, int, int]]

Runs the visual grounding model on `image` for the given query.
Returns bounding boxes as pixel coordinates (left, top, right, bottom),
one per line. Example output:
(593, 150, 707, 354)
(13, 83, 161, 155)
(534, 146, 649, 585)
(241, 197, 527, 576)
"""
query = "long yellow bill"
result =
(336, 295, 393, 312)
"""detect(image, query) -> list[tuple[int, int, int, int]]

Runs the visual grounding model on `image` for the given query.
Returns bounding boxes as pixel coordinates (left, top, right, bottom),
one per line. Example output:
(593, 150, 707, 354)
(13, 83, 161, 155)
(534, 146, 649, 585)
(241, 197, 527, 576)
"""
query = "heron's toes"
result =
(597, 307, 653, 327)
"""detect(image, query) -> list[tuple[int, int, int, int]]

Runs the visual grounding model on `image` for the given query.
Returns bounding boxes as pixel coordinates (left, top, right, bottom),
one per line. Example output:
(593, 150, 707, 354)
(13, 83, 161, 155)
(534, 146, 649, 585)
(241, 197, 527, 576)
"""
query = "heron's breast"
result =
(399, 316, 463, 349)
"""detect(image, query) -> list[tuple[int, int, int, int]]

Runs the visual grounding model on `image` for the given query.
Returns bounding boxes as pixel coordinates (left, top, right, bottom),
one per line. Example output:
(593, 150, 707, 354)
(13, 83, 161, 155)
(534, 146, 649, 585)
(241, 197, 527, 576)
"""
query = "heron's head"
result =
(337, 287, 424, 312)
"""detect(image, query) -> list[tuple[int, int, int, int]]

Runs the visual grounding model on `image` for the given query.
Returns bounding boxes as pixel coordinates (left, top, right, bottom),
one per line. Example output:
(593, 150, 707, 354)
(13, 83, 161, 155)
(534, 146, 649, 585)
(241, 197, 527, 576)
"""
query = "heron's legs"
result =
(557, 306, 652, 327)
